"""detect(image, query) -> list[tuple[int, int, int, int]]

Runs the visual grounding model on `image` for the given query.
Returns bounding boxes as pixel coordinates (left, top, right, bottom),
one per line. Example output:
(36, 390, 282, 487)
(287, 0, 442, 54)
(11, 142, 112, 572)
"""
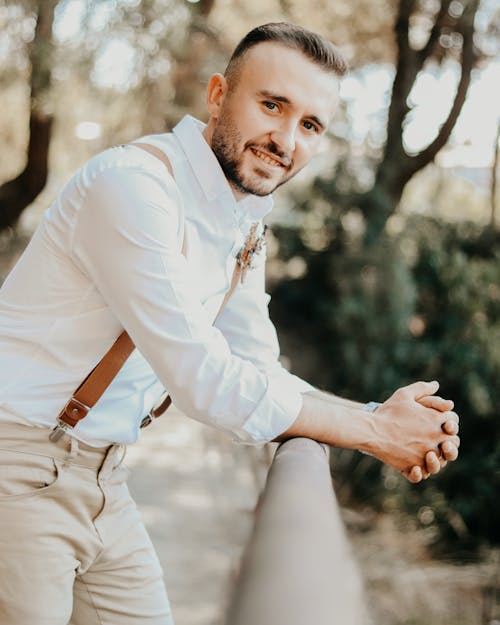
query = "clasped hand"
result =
(373, 381, 460, 483)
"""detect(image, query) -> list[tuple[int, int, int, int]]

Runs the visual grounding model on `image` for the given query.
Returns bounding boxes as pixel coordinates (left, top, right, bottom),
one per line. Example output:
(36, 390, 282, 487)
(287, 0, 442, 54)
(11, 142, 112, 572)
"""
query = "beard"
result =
(210, 105, 295, 197)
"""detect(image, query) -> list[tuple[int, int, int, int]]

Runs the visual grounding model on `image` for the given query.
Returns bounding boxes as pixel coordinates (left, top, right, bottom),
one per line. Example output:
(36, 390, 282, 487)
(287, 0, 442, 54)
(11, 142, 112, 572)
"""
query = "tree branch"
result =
(381, 0, 419, 165)
(405, 0, 480, 178)
(418, 0, 453, 67)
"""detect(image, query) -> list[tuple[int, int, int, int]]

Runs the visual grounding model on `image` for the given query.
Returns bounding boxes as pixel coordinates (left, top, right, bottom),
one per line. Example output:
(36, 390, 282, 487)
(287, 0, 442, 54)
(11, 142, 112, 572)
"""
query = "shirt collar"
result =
(172, 115, 273, 221)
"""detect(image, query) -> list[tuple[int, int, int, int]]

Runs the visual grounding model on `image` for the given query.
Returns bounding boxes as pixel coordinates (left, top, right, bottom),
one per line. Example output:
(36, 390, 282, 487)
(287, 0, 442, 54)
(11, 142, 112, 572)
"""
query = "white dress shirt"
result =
(0, 115, 313, 446)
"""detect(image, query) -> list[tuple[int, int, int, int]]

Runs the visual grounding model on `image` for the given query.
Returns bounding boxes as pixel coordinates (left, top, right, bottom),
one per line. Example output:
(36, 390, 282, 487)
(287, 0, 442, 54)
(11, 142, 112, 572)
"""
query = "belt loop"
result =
(69, 435, 79, 464)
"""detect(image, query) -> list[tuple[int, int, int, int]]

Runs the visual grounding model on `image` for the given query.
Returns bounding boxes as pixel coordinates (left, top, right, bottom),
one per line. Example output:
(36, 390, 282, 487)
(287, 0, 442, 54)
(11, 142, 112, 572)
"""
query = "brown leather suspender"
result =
(50, 142, 242, 441)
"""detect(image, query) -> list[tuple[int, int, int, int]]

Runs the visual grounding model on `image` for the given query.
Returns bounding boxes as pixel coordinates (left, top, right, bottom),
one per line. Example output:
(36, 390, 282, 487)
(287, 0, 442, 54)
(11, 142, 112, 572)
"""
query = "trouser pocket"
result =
(0, 448, 60, 500)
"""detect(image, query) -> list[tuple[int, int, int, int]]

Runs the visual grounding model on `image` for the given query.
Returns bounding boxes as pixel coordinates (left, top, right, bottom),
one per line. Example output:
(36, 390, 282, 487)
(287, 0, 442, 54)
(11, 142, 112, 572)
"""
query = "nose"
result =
(270, 121, 297, 156)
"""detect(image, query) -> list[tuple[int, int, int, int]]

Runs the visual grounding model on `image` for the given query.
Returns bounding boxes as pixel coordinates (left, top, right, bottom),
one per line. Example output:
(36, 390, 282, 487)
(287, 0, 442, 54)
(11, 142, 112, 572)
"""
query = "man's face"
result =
(207, 42, 340, 199)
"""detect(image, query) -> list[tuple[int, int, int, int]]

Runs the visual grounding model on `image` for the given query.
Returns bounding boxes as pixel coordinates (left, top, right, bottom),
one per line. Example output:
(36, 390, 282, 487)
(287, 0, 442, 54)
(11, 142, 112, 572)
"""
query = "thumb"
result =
(402, 380, 439, 400)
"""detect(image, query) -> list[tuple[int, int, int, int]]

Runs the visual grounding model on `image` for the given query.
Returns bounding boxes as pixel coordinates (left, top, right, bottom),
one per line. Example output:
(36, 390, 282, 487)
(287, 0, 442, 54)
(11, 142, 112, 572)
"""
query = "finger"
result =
(441, 420, 459, 435)
(402, 380, 440, 401)
(419, 395, 454, 412)
(407, 465, 430, 480)
(425, 451, 441, 475)
(406, 466, 423, 483)
(433, 450, 448, 468)
(441, 411, 459, 423)
(440, 441, 459, 461)
(430, 410, 460, 427)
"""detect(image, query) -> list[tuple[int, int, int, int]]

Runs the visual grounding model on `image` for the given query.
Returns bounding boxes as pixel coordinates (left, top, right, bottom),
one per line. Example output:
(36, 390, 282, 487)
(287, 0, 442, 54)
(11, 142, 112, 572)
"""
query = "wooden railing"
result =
(225, 437, 367, 625)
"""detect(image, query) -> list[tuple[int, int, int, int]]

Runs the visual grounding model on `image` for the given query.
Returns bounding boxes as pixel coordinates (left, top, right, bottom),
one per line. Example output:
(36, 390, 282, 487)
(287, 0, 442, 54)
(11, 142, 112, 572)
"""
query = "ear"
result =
(205, 73, 228, 119)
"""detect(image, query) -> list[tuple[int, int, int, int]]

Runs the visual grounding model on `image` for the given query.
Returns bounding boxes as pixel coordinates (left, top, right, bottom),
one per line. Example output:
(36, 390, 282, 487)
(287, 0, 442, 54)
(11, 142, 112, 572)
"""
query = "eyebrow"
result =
(257, 90, 327, 131)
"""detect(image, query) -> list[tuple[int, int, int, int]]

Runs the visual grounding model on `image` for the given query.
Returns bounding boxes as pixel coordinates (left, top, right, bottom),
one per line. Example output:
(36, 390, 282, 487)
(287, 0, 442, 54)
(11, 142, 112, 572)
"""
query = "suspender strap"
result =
(58, 331, 135, 427)
(55, 142, 241, 433)
(214, 262, 242, 325)
(132, 142, 174, 177)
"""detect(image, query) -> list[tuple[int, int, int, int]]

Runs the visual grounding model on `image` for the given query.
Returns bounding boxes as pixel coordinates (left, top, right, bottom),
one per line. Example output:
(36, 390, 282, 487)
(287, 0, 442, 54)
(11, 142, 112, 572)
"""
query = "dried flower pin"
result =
(236, 223, 267, 283)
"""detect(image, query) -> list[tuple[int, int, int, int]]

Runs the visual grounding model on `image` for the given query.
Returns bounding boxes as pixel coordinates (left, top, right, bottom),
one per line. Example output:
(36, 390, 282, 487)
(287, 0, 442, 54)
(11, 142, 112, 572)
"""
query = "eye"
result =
(303, 120, 319, 133)
(263, 101, 278, 111)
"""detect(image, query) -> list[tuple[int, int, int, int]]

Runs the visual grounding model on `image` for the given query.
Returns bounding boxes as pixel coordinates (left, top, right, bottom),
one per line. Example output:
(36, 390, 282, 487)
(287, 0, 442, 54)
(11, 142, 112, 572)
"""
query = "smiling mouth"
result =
(250, 147, 287, 169)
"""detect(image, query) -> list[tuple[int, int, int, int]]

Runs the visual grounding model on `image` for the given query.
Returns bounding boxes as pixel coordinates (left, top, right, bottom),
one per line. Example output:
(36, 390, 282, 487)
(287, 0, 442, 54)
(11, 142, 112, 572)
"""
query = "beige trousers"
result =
(0, 422, 174, 625)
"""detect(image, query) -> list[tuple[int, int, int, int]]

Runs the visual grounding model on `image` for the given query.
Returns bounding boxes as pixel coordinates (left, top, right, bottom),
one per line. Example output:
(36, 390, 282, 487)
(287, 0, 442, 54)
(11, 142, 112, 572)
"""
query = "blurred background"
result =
(0, 0, 499, 623)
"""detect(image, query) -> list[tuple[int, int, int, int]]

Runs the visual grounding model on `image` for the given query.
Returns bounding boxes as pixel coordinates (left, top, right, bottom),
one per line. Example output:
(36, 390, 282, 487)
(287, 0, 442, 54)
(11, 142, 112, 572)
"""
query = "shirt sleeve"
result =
(70, 153, 301, 444)
(214, 243, 315, 442)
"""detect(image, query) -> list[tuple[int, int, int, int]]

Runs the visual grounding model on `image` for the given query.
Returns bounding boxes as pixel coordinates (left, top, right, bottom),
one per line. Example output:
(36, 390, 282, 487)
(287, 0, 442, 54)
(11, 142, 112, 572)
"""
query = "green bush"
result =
(270, 215, 500, 554)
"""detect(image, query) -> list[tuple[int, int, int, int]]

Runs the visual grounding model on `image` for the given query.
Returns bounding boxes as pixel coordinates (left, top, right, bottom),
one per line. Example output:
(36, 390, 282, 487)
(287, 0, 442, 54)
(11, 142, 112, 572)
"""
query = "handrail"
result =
(225, 437, 367, 625)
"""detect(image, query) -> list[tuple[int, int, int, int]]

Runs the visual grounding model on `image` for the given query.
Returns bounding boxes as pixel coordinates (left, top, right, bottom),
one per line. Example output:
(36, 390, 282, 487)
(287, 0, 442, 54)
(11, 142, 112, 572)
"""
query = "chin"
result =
(228, 172, 270, 197)
(245, 178, 279, 196)
(247, 171, 285, 195)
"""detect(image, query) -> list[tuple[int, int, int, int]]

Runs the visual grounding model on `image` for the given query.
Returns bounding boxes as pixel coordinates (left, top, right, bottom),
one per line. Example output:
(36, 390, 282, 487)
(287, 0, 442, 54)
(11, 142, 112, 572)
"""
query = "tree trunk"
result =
(0, 0, 57, 232)
(358, 0, 480, 244)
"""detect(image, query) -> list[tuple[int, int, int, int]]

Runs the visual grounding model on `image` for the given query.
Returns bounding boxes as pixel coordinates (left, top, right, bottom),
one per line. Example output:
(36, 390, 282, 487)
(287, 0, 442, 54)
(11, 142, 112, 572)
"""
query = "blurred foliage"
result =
(0, 0, 499, 557)
(270, 211, 500, 555)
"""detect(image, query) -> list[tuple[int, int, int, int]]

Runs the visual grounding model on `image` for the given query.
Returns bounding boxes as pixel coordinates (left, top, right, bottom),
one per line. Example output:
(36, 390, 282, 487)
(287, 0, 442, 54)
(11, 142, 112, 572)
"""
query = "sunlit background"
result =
(0, 1, 499, 624)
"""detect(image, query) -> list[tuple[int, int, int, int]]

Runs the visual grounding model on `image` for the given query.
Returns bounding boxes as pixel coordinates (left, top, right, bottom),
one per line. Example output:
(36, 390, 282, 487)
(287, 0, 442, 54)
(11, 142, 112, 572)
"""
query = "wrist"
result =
(353, 401, 384, 456)
(328, 403, 380, 453)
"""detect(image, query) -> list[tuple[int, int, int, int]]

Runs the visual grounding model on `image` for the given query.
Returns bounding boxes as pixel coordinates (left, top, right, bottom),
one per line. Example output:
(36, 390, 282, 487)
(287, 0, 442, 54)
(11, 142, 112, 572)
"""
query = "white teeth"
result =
(252, 149, 282, 167)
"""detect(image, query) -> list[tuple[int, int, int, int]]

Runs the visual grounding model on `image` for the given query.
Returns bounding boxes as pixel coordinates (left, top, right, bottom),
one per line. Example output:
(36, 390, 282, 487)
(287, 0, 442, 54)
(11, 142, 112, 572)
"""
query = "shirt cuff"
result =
(235, 371, 313, 445)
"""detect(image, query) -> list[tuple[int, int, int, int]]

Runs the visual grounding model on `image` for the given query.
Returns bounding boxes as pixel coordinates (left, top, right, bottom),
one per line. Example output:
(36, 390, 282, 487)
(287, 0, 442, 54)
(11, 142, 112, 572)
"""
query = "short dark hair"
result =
(225, 22, 348, 85)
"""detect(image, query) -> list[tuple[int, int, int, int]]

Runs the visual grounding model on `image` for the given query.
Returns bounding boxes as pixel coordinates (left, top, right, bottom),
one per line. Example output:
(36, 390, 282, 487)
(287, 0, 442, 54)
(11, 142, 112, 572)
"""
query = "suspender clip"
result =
(49, 418, 75, 443)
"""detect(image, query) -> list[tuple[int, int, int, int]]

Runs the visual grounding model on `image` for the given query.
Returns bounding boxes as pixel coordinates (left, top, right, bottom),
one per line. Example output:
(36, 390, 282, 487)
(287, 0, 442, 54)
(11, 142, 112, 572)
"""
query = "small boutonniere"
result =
(236, 222, 267, 283)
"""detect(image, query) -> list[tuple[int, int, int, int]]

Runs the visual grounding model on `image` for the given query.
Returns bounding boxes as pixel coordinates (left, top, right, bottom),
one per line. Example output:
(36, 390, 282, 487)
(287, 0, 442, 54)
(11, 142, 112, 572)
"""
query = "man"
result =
(0, 22, 459, 625)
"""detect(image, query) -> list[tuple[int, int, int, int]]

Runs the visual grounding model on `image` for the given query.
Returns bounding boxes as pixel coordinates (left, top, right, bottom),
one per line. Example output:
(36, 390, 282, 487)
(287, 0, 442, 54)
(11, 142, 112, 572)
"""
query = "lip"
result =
(249, 147, 288, 169)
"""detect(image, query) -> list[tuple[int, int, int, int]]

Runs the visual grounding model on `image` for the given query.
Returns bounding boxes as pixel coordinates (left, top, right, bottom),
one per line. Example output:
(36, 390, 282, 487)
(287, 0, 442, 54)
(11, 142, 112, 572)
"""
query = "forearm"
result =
(274, 382, 461, 477)
(307, 388, 366, 411)
(275, 391, 374, 453)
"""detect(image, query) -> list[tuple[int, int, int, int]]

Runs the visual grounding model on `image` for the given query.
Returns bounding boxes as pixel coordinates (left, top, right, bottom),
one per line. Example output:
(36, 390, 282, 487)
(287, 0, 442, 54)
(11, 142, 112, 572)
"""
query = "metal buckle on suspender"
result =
(49, 397, 90, 442)
(49, 418, 75, 442)
(140, 391, 172, 429)
(140, 413, 153, 429)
